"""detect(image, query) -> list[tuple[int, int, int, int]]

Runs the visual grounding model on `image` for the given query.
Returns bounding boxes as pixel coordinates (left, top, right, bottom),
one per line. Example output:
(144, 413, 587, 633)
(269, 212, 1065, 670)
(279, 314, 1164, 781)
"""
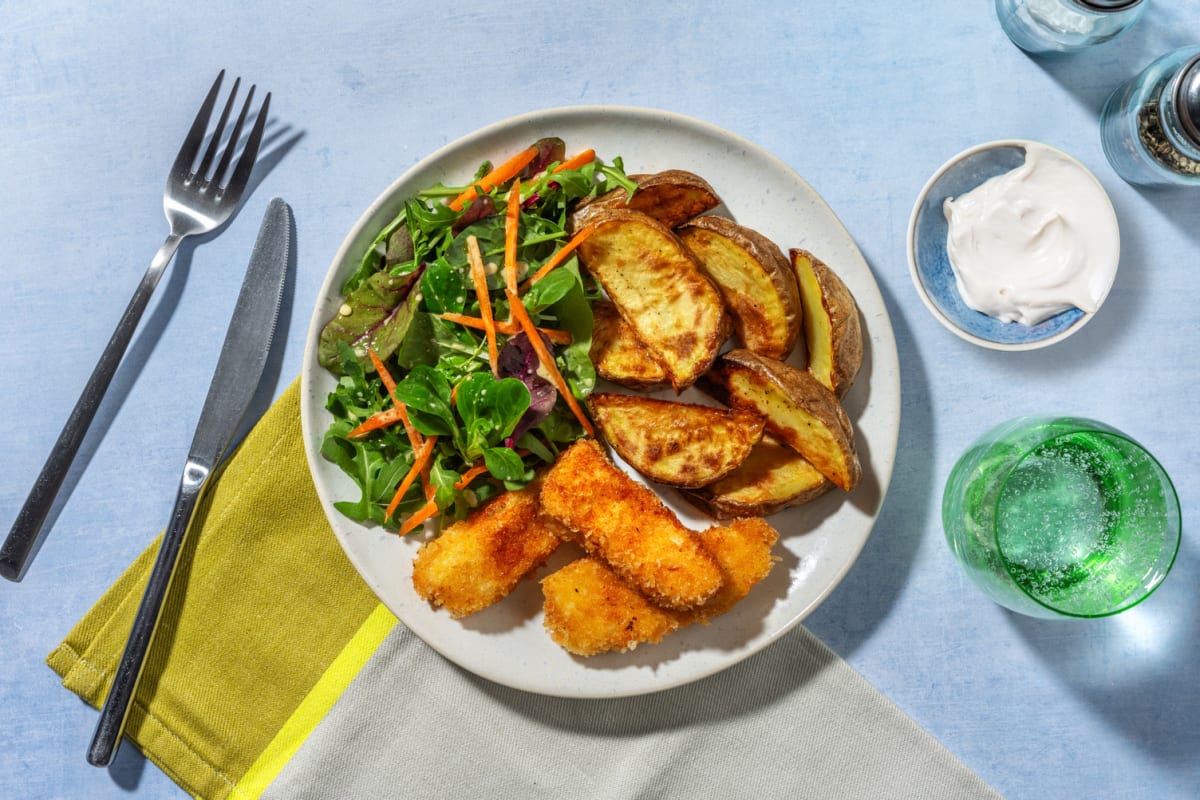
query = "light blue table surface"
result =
(2, 2, 1197, 798)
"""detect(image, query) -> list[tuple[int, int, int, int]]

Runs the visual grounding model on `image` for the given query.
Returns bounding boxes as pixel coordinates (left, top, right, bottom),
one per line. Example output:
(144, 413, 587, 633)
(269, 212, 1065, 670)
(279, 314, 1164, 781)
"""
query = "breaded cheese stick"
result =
(539, 439, 722, 610)
(688, 517, 779, 622)
(412, 481, 564, 617)
(541, 516, 780, 655)
(541, 558, 682, 656)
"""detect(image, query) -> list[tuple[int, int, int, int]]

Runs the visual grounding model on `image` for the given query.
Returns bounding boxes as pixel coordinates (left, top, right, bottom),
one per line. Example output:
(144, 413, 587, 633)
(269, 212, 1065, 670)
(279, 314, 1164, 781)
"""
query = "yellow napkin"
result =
(48, 378, 1002, 800)
(47, 378, 381, 800)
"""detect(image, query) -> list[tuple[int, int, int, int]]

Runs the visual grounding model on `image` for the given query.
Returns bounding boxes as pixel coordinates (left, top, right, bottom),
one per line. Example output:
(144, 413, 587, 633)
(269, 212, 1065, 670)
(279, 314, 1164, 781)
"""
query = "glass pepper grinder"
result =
(1101, 46, 1200, 187)
(995, 0, 1147, 54)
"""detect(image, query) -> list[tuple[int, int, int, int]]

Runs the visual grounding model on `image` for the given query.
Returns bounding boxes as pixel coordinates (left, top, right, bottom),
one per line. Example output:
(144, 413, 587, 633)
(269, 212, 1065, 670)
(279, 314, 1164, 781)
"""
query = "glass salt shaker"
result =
(1101, 47, 1200, 187)
(995, 0, 1146, 54)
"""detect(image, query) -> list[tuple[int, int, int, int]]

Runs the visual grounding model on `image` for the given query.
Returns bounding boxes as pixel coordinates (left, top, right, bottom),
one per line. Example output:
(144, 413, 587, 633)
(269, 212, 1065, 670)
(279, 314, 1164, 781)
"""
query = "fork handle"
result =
(0, 233, 185, 581)
(86, 457, 209, 767)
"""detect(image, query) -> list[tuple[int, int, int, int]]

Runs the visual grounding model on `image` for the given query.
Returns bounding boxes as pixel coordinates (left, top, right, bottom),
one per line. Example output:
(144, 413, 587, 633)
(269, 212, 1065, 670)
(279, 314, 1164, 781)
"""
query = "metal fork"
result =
(0, 71, 270, 581)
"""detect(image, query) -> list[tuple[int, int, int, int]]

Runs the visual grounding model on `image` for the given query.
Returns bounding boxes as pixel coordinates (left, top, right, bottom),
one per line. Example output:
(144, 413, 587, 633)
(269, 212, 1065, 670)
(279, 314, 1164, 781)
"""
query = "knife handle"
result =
(86, 459, 209, 767)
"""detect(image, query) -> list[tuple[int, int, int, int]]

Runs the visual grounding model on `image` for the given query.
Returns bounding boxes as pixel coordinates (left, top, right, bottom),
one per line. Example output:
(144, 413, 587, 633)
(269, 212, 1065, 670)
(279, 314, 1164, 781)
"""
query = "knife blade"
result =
(86, 197, 292, 767)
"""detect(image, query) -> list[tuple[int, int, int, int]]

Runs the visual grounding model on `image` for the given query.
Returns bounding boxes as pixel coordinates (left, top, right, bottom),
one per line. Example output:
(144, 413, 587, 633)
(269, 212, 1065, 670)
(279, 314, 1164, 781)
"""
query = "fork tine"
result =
(211, 84, 255, 188)
(222, 92, 271, 200)
(194, 76, 241, 181)
(171, 70, 225, 178)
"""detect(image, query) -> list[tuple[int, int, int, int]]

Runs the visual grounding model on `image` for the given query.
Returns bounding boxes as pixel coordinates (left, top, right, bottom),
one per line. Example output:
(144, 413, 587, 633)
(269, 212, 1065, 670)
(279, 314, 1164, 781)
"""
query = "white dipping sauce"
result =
(943, 144, 1119, 326)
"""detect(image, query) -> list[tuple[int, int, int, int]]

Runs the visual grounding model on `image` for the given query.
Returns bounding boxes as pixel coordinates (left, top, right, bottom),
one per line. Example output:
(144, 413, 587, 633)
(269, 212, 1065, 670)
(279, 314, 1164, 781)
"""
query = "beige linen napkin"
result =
(50, 378, 1001, 799)
(261, 619, 1002, 800)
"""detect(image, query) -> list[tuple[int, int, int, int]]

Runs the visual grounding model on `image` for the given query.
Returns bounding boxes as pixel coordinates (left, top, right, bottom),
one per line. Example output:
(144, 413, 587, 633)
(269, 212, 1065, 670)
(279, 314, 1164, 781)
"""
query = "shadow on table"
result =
(474, 623, 844, 735)
(106, 736, 149, 790)
(1130, 185, 1200, 250)
(7, 238, 198, 580)
(7, 123, 302, 581)
(1016, 10, 1200, 248)
(1016, 6, 1193, 118)
(1006, 539, 1200, 780)
(803, 274, 934, 655)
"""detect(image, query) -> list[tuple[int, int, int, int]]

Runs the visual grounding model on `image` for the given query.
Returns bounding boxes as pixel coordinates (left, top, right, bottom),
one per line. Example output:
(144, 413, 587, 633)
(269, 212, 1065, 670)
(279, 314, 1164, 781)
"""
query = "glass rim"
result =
(990, 425, 1182, 619)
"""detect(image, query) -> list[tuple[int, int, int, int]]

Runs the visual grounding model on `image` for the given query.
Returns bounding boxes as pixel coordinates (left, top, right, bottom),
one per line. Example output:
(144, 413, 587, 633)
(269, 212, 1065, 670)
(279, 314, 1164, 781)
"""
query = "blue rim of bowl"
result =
(905, 139, 1119, 351)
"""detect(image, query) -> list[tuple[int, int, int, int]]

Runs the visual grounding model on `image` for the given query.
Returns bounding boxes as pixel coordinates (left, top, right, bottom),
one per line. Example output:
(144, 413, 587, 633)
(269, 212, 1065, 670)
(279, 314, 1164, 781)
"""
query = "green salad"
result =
(318, 138, 636, 532)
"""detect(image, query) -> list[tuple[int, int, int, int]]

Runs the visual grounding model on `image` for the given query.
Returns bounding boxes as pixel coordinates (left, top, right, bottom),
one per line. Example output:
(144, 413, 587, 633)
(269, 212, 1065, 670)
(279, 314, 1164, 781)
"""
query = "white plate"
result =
(300, 106, 901, 698)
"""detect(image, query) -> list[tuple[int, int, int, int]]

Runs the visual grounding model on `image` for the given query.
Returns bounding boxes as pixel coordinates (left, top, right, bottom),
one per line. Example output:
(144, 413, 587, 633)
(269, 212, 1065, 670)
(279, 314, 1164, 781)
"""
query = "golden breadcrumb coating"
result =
(688, 517, 779, 621)
(539, 439, 722, 610)
(412, 482, 565, 618)
(541, 558, 682, 656)
(541, 516, 780, 655)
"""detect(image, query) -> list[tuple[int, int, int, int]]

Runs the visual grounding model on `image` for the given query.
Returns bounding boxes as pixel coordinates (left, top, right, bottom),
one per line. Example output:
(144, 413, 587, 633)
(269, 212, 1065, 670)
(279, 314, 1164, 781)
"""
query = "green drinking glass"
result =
(942, 416, 1181, 618)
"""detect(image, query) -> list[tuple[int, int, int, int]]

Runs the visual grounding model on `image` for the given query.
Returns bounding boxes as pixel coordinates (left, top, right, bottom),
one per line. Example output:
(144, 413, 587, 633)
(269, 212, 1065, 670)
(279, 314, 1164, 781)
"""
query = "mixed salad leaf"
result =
(319, 138, 636, 531)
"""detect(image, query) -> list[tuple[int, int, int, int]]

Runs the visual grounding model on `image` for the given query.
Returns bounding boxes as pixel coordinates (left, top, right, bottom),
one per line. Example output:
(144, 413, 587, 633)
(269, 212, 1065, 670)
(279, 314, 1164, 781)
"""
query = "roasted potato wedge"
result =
(791, 248, 862, 398)
(570, 169, 721, 231)
(577, 209, 726, 392)
(678, 216, 802, 360)
(703, 349, 861, 492)
(589, 300, 670, 390)
(685, 434, 833, 519)
(589, 392, 765, 488)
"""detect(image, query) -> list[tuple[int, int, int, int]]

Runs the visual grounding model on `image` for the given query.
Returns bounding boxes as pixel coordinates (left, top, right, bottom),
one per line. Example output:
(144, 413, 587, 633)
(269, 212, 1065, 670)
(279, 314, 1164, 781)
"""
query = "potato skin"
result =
(791, 248, 862, 398)
(577, 209, 726, 392)
(685, 434, 833, 519)
(678, 216, 802, 360)
(570, 169, 721, 231)
(703, 349, 861, 492)
(589, 392, 765, 489)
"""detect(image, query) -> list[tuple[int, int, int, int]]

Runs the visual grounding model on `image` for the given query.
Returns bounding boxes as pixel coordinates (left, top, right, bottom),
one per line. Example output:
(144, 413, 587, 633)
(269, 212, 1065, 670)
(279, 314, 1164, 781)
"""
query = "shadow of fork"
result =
(7, 120, 304, 578)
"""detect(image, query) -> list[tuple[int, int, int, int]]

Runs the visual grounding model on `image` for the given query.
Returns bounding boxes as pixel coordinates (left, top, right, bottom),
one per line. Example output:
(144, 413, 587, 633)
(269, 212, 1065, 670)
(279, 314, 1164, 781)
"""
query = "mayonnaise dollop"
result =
(942, 143, 1119, 326)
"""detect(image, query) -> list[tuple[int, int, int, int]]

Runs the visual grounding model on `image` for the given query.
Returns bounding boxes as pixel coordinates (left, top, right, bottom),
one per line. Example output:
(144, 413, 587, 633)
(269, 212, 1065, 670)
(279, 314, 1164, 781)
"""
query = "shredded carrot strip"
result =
(367, 348, 428, 492)
(522, 223, 596, 291)
(347, 406, 405, 438)
(367, 348, 398, 400)
(504, 178, 521, 298)
(385, 435, 437, 522)
(448, 146, 539, 212)
(395, 405, 422, 449)
(552, 149, 596, 174)
(454, 462, 490, 490)
(397, 405, 432, 497)
(398, 496, 440, 535)
(436, 313, 572, 345)
(505, 288, 594, 437)
(465, 236, 499, 375)
(367, 347, 421, 445)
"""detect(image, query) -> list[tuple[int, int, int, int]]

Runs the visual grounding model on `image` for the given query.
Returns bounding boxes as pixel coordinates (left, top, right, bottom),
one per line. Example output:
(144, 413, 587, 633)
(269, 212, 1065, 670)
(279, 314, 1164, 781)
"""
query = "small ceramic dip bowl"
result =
(906, 139, 1119, 351)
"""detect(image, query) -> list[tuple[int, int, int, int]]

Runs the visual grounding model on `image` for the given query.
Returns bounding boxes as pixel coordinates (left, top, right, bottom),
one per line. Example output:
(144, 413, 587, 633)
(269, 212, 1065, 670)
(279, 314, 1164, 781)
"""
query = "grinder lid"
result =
(1174, 54, 1200, 150)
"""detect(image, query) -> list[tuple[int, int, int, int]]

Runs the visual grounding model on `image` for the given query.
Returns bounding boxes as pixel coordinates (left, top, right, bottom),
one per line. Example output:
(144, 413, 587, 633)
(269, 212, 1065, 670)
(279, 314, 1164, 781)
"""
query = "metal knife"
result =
(86, 197, 292, 767)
